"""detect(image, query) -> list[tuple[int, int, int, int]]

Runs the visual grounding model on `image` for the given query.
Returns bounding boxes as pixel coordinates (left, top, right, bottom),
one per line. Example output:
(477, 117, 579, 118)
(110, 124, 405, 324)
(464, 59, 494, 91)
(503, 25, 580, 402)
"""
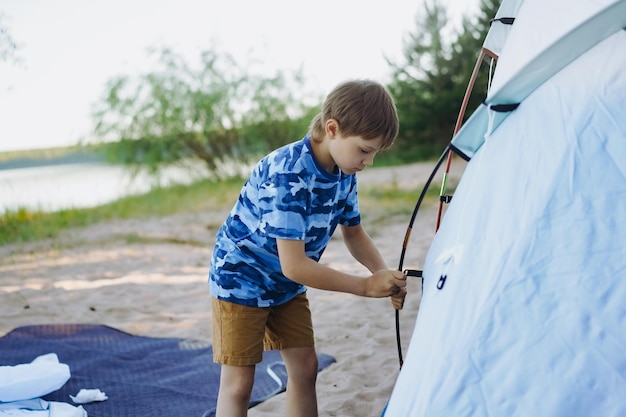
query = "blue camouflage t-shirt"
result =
(209, 136, 361, 307)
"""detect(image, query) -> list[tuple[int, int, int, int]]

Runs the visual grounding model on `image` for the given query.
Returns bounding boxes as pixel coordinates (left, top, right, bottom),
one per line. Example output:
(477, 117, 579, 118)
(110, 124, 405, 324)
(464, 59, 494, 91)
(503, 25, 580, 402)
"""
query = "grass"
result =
(0, 177, 244, 245)
(0, 170, 449, 246)
(358, 181, 443, 234)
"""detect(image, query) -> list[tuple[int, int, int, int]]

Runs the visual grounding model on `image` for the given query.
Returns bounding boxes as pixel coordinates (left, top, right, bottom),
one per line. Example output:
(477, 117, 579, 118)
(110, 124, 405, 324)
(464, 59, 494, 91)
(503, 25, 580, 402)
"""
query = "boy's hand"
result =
(391, 292, 406, 310)
(366, 269, 407, 298)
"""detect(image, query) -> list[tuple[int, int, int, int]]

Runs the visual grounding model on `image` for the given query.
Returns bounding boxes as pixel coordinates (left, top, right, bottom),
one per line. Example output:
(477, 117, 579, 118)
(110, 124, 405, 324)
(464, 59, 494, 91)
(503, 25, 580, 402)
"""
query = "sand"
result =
(0, 160, 465, 417)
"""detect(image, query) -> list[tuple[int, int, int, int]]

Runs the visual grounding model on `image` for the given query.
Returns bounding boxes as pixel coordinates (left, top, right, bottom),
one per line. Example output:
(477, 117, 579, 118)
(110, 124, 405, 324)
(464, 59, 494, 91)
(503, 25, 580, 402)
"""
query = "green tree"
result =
(386, 0, 501, 162)
(452, 0, 503, 114)
(90, 46, 317, 179)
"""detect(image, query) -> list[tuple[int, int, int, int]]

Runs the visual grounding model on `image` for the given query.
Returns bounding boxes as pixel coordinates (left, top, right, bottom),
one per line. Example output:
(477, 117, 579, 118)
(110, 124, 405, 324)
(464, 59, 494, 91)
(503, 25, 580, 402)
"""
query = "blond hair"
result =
(309, 79, 399, 149)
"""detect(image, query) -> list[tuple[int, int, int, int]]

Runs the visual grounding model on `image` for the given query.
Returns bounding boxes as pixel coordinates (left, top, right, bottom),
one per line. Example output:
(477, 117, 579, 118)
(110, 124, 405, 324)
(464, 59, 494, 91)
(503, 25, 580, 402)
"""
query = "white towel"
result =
(0, 353, 70, 403)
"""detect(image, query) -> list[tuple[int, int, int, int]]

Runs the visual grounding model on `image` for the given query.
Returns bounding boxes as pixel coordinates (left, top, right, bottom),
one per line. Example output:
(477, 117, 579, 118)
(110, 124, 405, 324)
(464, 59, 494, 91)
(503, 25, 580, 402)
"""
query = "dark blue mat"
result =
(0, 324, 335, 417)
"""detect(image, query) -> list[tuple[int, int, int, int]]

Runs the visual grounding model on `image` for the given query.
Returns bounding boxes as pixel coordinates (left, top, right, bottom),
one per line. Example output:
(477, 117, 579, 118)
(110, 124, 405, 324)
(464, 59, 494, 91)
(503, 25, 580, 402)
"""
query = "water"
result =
(0, 162, 212, 212)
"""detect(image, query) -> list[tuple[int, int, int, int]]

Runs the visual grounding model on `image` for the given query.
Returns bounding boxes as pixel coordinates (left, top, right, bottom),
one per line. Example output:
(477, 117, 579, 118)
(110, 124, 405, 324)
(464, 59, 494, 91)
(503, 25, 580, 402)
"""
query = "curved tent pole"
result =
(395, 47, 498, 368)
(395, 147, 450, 368)
(435, 48, 496, 231)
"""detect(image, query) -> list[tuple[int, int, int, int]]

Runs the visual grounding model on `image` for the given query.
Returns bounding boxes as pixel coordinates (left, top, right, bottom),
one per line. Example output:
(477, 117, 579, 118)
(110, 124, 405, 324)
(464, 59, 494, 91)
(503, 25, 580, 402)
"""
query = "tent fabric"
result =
(482, 0, 522, 57)
(450, 0, 626, 160)
(383, 0, 626, 415)
(0, 324, 336, 417)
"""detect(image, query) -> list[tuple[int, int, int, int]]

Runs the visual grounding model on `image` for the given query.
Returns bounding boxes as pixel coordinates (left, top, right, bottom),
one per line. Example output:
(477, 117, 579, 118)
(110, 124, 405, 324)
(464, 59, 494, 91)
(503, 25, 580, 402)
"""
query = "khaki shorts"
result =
(212, 292, 315, 366)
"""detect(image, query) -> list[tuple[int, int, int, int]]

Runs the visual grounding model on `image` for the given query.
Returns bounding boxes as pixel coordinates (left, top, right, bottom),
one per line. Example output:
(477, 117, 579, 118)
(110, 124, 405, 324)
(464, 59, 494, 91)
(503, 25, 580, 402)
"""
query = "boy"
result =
(209, 79, 407, 417)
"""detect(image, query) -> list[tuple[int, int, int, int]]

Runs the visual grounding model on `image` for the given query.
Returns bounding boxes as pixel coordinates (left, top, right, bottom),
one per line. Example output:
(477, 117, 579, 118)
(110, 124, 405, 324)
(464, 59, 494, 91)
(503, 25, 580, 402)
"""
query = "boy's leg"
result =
(215, 364, 255, 417)
(265, 293, 318, 416)
(280, 346, 319, 417)
(212, 297, 268, 417)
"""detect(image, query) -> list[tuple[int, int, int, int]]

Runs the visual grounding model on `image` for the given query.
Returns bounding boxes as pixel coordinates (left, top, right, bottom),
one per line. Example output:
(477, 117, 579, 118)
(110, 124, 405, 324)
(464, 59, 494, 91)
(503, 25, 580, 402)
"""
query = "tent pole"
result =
(395, 49, 494, 369)
(436, 48, 492, 231)
(395, 47, 499, 368)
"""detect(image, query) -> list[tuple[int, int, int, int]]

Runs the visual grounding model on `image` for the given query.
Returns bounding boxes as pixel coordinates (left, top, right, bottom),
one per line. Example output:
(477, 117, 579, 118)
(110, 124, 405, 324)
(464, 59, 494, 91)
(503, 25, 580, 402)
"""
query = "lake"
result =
(0, 162, 214, 212)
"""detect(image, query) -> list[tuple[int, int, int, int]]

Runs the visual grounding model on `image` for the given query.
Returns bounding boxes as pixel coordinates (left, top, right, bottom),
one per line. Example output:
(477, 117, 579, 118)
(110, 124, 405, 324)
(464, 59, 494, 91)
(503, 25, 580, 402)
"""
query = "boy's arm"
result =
(276, 238, 406, 298)
(339, 224, 387, 273)
(341, 224, 407, 310)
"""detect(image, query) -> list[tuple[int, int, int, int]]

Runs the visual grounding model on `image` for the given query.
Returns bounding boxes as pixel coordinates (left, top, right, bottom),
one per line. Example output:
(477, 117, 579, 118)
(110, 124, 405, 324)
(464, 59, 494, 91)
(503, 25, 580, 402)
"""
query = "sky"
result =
(0, 0, 479, 152)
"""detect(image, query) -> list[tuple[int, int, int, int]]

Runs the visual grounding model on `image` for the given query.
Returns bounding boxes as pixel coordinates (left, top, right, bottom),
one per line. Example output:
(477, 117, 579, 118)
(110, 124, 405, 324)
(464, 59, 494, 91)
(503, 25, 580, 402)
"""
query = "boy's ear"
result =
(325, 119, 340, 138)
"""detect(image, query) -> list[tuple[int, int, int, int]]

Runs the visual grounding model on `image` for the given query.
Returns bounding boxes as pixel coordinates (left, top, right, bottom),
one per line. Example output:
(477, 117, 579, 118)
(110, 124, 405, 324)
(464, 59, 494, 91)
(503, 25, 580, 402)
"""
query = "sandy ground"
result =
(0, 159, 465, 417)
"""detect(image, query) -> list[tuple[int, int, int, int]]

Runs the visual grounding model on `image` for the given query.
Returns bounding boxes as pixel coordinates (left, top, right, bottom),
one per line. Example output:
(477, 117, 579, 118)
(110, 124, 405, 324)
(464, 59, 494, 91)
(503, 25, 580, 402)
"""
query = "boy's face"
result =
(330, 133, 385, 175)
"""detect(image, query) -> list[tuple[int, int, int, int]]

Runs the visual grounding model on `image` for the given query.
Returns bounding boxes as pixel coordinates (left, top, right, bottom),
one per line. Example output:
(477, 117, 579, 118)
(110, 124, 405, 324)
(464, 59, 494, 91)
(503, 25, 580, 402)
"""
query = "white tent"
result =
(384, 0, 626, 416)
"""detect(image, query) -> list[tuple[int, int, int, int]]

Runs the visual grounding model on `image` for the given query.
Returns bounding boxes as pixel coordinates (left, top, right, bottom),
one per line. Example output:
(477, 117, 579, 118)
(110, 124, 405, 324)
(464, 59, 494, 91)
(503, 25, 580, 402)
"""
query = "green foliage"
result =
(386, 0, 501, 162)
(0, 145, 104, 169)
(91, 47, 319, 178)
(87, 1, 502, 177)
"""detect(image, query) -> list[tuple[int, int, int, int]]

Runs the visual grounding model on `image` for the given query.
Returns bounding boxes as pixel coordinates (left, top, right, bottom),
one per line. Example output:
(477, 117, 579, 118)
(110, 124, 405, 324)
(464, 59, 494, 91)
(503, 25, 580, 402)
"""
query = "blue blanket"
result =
(0, 324, 335, 417)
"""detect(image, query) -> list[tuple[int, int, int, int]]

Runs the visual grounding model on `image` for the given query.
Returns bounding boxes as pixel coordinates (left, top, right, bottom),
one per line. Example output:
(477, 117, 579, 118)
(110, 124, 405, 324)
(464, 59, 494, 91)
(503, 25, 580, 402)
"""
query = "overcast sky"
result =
(0, 0, 479, 152)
